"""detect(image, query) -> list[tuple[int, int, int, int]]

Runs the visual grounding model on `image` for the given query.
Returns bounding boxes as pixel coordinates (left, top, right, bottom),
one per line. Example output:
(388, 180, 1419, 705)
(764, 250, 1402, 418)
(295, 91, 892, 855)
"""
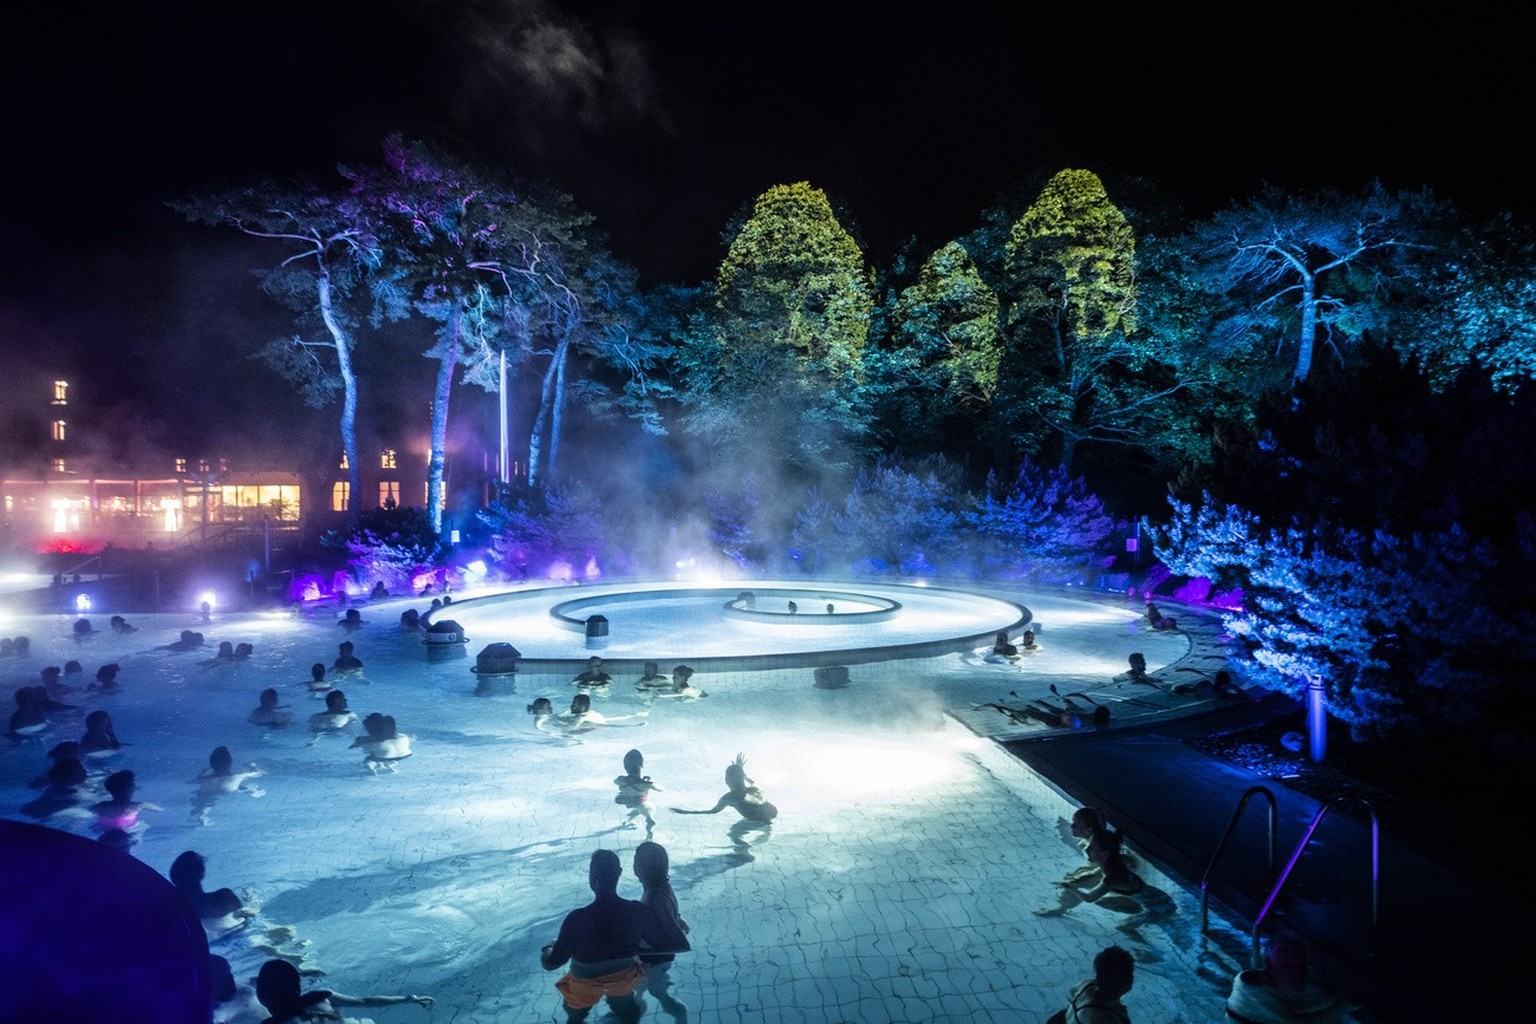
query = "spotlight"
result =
(75, 594, 92, 613)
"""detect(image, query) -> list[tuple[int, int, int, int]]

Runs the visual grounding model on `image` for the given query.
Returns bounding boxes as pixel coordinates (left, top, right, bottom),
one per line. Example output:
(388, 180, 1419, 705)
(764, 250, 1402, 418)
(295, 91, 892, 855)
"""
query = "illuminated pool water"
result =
(0, 585, 1239, 1022)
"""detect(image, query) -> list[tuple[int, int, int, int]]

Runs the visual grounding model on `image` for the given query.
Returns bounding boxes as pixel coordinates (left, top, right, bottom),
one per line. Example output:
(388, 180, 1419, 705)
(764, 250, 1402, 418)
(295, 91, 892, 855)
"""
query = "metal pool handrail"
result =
(1250, 793, 1381, 965)
(1201, 785, 1277, 941)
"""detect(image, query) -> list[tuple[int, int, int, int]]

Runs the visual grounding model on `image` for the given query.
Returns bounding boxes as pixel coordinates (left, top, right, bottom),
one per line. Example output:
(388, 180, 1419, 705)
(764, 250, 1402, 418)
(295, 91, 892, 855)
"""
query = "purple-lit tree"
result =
(172, 178, 386, 523)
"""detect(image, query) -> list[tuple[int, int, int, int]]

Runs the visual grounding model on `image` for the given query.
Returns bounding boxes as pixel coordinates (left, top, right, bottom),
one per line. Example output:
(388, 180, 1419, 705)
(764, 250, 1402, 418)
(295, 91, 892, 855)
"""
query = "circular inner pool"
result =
(433, 579, 1029, 672)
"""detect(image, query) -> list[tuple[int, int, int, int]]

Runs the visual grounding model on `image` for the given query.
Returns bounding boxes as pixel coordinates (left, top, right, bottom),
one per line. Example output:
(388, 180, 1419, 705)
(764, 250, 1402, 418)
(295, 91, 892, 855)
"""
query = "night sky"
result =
(3, 1, 1530, 367)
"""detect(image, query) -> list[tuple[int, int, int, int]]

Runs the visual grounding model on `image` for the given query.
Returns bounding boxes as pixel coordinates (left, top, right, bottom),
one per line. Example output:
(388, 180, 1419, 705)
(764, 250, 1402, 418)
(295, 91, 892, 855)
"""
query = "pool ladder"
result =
(1200, 785, 1380, 965)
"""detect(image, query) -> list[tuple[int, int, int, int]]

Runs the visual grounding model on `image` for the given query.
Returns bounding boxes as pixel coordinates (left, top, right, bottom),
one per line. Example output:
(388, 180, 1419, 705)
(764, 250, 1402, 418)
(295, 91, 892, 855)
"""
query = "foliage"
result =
(829, 457, 972, 575)
(1155, 348, 1536, 742)
(477, 482, 606, 578)
(1190, 181, 1445, 384)
(971, 462, 1114, 582)
(1007, 168, 1138, 342)
(689, 182, 876, 474)
(320, 505, 444, 592)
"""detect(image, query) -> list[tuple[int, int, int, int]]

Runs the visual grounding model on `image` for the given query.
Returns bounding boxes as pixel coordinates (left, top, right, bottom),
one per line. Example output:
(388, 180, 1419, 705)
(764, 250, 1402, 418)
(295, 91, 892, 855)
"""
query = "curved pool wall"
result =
(427, 579, 1030, 674)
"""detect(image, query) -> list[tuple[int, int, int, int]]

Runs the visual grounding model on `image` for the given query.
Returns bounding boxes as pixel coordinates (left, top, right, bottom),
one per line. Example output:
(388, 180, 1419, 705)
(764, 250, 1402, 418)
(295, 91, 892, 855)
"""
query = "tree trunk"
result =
(1294, 273, 1319, 383)
(316, 270, 361, 525)
(547, 339, 568, 484)
(426, 309, 461, 536)
(526, 334, 571, 490)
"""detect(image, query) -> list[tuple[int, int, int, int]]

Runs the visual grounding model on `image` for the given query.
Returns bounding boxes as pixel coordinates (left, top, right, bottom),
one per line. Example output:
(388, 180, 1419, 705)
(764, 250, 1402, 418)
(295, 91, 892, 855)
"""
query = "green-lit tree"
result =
(880, 240, 1004, 451)
(1003, 169, 1198, 475)
(690, 182, 874, 472)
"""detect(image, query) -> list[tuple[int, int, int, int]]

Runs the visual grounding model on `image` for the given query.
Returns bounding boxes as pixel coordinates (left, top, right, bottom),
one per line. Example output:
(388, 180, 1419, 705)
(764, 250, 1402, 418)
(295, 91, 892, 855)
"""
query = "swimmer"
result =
(614, 749, 661, 836)
(234, 642, 254, 659)
(1020, 629, 1041, 652)
(650, 675, 708, 701)
(7, 687, 50, 738)
(200, 641, 238, 667)
(248, 688, 294, 729)
(255, 960, 432, 1024)
(110, 615, 136, 634)
(308, 689, 358, 738)
(633, 840, 691, 1018)
(571, 655, 611, 688)
(991, 630, 1020, 660)
(169, 850, 254, 935)
(305, 663, 333, 695)
(80, 709, 122, 757)
(333, 641, 363, 674)
(91, 769, 162, 832)
(400, 608, 421, 630)
(88, 663, 123, 695)
(192, 745, 265, 823)
(339, 608, 364, 629)
(564, 692, 647, 730)
(165, 630, 206, 652)
(673, 753, 777, 853)
(19, 757, 93, 821)
(349, 712, 413, 773)
(633, 662, 673, 693)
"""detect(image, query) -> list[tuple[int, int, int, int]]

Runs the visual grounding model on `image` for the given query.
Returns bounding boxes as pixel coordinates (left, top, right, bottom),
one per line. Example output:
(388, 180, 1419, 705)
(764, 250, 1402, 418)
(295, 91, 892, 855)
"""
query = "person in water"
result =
(540, 849, 685, 1024)
(191, 745, 265, 823)
(249, 688, 294, 729)
(633, 840, 691, 1020)
(673, 753, 778, 852)
(254, 959, 433, 1024)
(633, 662, 672, 692)
(169, 850, 254, 935)
(613, 749, 660, 837)
(572, 656, 612, 688)
(333, 641, 363, 673)
(566, 693, 647, 730)
(92, 769, 162, 832)
(308, 689, 358, 738)
(80, 709, 122, 757)
(350, 712, 412, 772)
(304, 663, 333, 695)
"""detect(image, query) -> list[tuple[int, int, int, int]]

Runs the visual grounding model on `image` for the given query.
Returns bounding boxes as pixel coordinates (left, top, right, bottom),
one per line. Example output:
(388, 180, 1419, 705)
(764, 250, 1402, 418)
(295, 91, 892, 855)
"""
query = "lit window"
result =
(175, 457, 187, 474)
(198, 460, 210, 474)
(219, 458, 229, 473)
(332, 482, 350, 512)
(381, 449, 397, 469)
(339, 452, 349, 470)
(51, 458, 66, 473)
(51, 420, 66, 441)
(379, 481, 400, 507)
(52, 380, 68, 404)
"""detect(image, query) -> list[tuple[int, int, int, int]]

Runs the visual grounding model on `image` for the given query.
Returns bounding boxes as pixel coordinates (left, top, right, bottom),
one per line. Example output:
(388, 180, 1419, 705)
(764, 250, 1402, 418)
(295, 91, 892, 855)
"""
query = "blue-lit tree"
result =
(1157, 345, 1536, 745)
(971, 462, 1114, 583)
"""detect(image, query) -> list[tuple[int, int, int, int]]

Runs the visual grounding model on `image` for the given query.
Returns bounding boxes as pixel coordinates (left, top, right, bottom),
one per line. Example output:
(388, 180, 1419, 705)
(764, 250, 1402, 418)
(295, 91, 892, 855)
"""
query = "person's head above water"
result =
(724, 753, 750, 792)
(528, 697, 553, 716)
(643, 662, 659, 677)
(169, 849, 207, 891)
(1093, 944, 1135, 998)
(103, 769, 135, 801)
(85, 710, 113, 733)
(588, 848, 622, 896)
(209, 746, 233, 773)
(623, 749, 644, 776)
(217, 641, 234, 658)
(255, 959, 307, 1015)
(310, 663, 326, 682)
(324, 690, 349, 712)
(259, 688, 280, 709)
(633, 840, 669, 887)
(1071, 807, 1107, 837)
(570, 693, 592, 714)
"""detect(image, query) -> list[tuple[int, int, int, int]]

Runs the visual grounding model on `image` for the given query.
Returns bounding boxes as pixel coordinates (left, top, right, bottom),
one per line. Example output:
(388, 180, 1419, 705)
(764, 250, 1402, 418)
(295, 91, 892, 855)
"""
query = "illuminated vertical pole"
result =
(499, 348, 509, 486)
(1306, 674, 1327, 762)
